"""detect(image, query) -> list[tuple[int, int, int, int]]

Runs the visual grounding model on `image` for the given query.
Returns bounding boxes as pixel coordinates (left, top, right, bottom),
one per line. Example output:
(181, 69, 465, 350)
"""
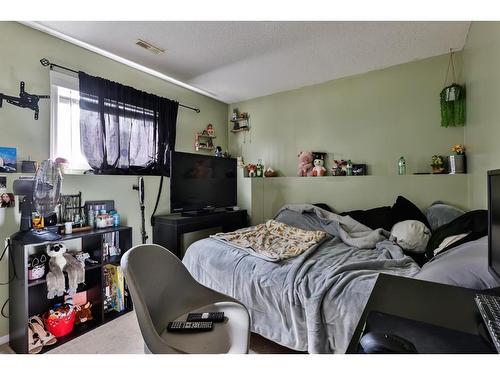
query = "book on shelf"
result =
(103, 264, 126, 313)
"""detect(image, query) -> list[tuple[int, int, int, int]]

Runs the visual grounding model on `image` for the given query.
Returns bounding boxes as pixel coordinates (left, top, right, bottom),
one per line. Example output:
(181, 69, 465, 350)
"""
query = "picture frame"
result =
(352, 164, 367, 176)
(0, 147, 17, 173)
(0, 176, 6, 190)
(0, 193, 15, 208)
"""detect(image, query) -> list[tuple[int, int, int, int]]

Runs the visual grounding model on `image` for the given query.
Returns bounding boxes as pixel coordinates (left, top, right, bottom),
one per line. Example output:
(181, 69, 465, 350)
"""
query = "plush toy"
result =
(215, 146, 223, 157)
(297, 151, 314, 176)
(247, 164, 257, 177)
(74, 302, 93, 324)
(46, 243, 85, 299)
(206, 123, 215, 137)
(311, 159, 326, 176)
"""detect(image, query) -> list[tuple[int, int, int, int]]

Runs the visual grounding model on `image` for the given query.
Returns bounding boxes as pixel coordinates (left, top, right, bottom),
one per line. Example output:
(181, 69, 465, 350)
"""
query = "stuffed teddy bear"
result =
(297, 151, 314, 176)
(312, 159, 326, 176)
(46, 243, 85, 299)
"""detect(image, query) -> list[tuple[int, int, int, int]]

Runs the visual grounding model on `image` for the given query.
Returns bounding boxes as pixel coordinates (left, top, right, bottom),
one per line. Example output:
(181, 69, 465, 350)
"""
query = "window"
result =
(51, 70, 178, 175)
(50, 70, 157, 173)
(50, 71, 90, 173)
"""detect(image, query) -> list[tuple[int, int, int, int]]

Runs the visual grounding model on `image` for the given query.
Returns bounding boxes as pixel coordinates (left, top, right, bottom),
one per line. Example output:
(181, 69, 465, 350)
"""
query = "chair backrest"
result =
(120, 244, 202, 352)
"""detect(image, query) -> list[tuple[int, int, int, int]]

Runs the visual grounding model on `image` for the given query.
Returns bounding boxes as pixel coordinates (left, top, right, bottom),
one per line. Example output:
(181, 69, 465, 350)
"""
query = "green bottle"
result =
(398, 156, 406, 175)
(256, 159, 263, 177)
(346, 160, 353, 176)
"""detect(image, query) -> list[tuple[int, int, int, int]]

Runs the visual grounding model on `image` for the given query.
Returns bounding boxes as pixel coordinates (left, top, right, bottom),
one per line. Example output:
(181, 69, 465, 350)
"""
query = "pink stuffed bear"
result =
(297, 151, 314, 176)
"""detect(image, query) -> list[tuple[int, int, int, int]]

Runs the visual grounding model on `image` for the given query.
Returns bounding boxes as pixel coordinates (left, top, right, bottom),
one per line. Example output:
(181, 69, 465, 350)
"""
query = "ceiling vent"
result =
(135, 39, 166, 55)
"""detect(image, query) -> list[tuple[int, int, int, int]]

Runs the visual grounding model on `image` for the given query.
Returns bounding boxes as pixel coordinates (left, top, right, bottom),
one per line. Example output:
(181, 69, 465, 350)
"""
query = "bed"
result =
(182, 201, 498, 353)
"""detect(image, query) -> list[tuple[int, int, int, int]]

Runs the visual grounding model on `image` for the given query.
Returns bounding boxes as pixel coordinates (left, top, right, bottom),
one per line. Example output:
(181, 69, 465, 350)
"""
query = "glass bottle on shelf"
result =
(346, 160, 353, 176)
(398, 156, 407, 175)
(256, 159, 264, 177)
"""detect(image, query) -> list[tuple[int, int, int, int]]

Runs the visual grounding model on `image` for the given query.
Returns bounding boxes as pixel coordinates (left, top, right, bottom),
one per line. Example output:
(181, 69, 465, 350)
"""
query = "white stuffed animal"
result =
(46, 243, 85, 299)
(311, 159, 326, 176)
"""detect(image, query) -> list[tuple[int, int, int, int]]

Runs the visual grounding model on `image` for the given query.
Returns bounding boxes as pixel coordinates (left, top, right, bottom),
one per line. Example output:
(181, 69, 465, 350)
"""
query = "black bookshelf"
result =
(9, 226, 133, 354)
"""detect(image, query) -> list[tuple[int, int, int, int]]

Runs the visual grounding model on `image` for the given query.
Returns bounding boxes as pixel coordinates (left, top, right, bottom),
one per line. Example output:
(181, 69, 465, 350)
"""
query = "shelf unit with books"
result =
(9, 226, 133, 354)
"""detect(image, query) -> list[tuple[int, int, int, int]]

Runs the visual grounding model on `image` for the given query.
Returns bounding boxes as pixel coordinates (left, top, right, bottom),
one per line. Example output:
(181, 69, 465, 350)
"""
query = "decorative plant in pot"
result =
(449, 144, 466, 174)
(431, 155, 446, 174)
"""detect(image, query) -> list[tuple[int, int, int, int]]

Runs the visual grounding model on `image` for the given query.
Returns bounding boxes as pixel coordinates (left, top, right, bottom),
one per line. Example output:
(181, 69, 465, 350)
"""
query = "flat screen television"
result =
(487, 170, 500, 282)
(170, 151, 237, 214)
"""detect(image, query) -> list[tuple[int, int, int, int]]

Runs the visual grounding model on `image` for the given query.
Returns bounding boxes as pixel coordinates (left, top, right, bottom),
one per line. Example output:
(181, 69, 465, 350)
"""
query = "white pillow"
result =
(390, 220, 431, 253)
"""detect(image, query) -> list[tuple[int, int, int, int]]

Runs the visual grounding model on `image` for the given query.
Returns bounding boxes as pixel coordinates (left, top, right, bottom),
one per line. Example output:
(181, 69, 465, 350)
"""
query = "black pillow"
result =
(391, 196, 430, 229)
(425, 209, 487, 260)
(340, 206, 393, 231)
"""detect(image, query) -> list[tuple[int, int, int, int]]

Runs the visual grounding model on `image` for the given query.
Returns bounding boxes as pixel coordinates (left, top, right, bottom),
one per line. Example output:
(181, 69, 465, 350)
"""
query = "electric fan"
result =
(11, 160, 63, 244)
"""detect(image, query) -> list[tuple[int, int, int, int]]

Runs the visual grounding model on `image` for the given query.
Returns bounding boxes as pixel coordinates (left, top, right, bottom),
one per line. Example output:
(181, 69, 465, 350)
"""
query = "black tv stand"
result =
(181, 209, 218, 217)
(153, 209, 248, 258)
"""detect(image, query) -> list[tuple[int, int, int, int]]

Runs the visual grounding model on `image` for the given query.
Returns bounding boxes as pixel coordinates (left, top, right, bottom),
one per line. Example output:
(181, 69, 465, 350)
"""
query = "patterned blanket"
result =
(210, 219, 327, 262)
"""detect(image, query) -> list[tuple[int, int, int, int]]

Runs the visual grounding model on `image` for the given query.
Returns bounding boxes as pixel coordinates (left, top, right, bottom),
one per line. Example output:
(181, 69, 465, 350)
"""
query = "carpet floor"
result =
(0, 312, 300, 354)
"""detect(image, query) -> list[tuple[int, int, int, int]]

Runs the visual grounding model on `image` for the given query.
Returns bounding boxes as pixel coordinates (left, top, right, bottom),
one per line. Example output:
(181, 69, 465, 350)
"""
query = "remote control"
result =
(187, 312, 225, 322)
(167, 321, 214, 332)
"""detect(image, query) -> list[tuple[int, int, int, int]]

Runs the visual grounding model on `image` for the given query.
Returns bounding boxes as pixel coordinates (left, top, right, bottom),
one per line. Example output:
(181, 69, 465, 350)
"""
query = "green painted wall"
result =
(229, 53, 465, 177)
(0, 22, 228, 339)
(463, 22, 500, 209)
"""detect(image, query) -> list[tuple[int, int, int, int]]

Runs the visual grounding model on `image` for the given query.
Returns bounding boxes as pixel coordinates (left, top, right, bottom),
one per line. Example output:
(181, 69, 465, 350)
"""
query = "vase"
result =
(449, 154, 466, 174)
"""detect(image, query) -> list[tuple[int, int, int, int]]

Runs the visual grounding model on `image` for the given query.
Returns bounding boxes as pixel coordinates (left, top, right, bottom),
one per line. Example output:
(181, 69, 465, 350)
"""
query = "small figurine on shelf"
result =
(431, 155, 446, 174)
(206, 123, 215, 137)
(232, 108, 239, 121)
(331, 160, 348, 176)
(247, 164, 257, 177)
(239, 112, 249, 120)
(194, 137, 200, 151)
(215, 146, 223, 157)
(312, 159, 326, 176)
(264, 167, 278, 177)
(297, 151, 314, 177)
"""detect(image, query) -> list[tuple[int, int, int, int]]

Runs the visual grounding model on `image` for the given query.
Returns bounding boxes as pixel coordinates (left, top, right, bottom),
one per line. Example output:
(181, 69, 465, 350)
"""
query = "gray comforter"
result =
(183, 204, 420, 353)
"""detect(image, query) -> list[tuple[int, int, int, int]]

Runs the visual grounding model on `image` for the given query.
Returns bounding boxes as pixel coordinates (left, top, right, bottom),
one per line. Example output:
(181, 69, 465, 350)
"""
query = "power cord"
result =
(0, 239, 16, 285)
(1, 299, 7, 319)
(0, 239, 15, 319)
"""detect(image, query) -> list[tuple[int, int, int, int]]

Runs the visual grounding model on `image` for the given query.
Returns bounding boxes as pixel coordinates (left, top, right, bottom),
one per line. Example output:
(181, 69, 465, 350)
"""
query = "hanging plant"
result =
(440, 50, 465, 127)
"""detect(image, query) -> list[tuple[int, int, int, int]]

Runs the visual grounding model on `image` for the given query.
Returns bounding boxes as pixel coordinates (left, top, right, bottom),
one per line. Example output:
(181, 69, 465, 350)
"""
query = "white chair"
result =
(120, 244, 250, 354)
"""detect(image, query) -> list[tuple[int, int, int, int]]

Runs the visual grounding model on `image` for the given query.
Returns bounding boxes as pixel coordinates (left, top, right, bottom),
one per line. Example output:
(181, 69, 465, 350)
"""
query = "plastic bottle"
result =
(113, 212, 120, 227)
(398, 156, 407, 175)
(346, 160, 353, 176)
(88, 206, 95, 228)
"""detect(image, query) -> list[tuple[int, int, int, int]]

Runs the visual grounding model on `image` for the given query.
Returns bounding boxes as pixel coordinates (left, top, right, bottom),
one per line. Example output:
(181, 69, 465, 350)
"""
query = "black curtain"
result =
(78, 72, 178, 176)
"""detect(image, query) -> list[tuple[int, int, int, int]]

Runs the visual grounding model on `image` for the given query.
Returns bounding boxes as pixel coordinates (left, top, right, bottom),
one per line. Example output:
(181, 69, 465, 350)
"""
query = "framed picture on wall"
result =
(0, 176, 6, 191)
(1, 193, 15, 208)
(0, 147, 17, 173)
(352, 164, 367, 176)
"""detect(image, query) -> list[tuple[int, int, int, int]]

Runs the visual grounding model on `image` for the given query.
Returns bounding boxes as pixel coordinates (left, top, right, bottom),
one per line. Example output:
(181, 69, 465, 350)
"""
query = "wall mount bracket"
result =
(0, 81, 49, 120)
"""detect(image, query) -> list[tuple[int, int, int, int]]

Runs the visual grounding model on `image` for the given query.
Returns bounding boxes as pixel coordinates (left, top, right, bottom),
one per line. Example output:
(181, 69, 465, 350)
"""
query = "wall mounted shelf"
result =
(195, 133, 216, 139)
(231, 127, 250, 133)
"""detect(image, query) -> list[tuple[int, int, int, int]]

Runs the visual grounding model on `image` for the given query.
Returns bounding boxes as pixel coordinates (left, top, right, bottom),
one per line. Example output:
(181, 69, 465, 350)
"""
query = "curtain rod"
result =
(39, 58, 201, 113)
